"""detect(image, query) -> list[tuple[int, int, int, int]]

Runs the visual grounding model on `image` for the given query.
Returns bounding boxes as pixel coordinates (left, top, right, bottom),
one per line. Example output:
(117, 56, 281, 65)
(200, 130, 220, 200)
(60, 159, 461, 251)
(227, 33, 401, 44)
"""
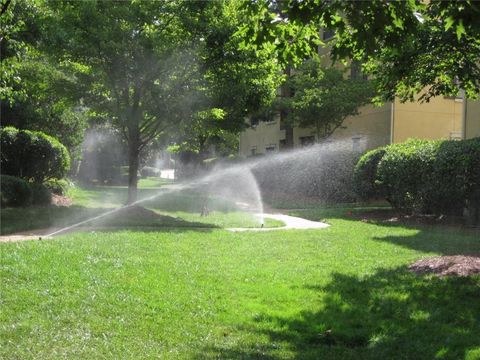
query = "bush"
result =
(44, 178, 70, 195)
(432, 137, 480, 220)
(0, 175, 32, 207)
(353, 147, 386, 200)
(1, 127, 70, 183)
(31, 183, 52, 205)
(376, 139, 441, 213)
(355, 137, 480, 222)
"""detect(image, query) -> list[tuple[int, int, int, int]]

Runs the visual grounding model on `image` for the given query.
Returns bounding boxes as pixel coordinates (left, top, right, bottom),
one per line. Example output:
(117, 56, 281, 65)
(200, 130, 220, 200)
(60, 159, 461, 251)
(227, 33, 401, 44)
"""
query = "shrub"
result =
(432, 137, 480, 220)
(0, 175, 32, 207)
(1, 127, 70, 183)
(31, 183, 52, 205)
(356, 137, 480, 221)
(376, 139, 441, 213)
(43, 178, 70, 195)
(353, 147, 386, 200)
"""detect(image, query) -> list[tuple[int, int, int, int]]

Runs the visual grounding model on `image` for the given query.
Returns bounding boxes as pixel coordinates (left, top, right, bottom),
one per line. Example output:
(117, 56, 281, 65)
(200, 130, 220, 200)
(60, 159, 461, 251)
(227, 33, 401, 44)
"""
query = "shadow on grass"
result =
(197, 268, 480, 360)
(372, 229, 480, 256)
(0, 205, 219, 235)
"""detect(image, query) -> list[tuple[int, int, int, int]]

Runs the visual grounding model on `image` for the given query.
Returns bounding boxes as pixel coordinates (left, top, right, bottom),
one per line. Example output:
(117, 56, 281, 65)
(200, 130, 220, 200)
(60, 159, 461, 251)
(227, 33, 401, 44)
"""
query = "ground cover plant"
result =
(1, 206, 479, 359)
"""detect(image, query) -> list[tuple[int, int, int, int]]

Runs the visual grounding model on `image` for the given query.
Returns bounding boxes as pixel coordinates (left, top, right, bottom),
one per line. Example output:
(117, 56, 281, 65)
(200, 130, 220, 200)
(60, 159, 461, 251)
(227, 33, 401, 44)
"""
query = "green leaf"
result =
(445, 16, 455, 31)
(456, 19, 465, 40)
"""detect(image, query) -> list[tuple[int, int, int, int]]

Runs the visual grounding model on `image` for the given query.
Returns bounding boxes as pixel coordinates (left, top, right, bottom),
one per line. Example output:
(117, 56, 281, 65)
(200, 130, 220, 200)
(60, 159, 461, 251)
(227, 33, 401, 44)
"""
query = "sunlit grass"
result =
(1, 215, 479, 359)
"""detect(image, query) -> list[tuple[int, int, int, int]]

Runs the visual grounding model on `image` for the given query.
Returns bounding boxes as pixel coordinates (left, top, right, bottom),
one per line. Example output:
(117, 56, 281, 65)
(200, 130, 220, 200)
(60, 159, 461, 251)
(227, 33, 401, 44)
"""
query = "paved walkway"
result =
(227, 213, 329, 232)
(0, 213, 329, 242)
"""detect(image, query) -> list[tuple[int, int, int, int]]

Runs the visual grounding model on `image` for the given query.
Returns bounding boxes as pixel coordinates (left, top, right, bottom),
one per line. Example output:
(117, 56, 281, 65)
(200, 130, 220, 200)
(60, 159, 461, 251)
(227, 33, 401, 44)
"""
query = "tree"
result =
(170, 0, 282, 160)
(47, 1, 204, 203)
(46, 0, 281, 203)
(1, 0, 88, 159)
(238, 0, 480, 102)
(284, 59, 374, 141)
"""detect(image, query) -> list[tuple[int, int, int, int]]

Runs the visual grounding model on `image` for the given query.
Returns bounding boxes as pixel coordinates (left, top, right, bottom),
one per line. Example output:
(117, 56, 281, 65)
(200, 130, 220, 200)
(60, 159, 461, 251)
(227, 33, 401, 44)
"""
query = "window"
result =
(265, 144, 276, 153)
(350, 61, 368, 80)
(300, 136, 315, 147)
(322, 29, 335, 41)
(352, 136, 363, 152)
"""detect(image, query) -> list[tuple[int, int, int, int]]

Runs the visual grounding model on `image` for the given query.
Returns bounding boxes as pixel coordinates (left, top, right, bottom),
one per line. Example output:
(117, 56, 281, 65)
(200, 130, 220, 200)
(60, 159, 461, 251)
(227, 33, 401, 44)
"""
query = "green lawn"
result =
(0, 180, 283, 235)
(1, 205, 479, 359)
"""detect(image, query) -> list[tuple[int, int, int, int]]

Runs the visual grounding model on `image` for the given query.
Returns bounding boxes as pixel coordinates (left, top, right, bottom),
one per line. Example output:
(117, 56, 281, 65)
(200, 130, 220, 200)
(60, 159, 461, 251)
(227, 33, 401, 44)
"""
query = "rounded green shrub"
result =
(1, 126, 70, 183)
(353, 147, 386, 200)
(31, 183, 52, 205)
(377, 139, 441, 213)
(432, 137, 480, 218)
(0, 175, 32, 207)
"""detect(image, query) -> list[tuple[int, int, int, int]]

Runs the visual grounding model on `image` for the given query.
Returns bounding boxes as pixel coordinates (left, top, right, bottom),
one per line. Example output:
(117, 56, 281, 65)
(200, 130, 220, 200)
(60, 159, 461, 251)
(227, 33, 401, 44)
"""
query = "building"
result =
(239, 94, 480, 157)
(239, 30, 480, 157)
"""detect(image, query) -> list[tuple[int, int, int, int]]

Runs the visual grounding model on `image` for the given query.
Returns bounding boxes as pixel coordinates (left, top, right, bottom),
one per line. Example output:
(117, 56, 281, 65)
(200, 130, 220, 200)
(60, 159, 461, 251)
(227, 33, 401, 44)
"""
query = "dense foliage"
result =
(355, 138, 480, 223)
(0, 175, 32, 207)
(239, 0, 480, 102)
(43, 0, 280, 203)
(353, 147, 387, 201)
(282, 59, 374, 141)
(0, 127, 70, 183)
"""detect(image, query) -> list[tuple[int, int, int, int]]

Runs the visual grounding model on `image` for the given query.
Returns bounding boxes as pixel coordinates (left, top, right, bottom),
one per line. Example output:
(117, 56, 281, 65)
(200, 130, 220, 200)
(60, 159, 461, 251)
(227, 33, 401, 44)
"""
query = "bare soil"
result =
(51, 194, 73, 207)
(409, 255, 480, 277)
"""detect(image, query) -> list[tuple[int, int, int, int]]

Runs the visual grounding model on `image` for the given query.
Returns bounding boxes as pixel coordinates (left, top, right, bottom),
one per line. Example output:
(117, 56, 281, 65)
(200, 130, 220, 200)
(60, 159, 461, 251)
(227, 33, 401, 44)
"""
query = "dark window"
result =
(300, 136, 315, 147)
(351, 61, 368, 80)
(322, 29, 335, 41)
(265, 145, 276, 153)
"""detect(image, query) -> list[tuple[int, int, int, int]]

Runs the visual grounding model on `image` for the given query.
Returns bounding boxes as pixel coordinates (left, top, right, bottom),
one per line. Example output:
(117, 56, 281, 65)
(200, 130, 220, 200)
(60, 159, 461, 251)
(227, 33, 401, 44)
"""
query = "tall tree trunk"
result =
(127, 142, 140, 205)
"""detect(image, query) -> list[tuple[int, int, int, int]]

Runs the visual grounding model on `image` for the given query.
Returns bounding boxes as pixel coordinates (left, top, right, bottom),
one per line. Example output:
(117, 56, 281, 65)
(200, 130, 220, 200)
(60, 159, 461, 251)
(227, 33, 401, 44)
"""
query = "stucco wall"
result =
(239, 116, 285, 156)
(392, 97, 463, 142)
(465, 99, 480, 139)
(292, 103, 391, 151)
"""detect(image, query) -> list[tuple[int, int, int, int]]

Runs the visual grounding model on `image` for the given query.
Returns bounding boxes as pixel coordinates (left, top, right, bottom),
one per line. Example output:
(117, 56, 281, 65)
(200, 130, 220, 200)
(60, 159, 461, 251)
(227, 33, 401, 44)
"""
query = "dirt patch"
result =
(51, 194, 73, 207)
(409, 255, 480, 277)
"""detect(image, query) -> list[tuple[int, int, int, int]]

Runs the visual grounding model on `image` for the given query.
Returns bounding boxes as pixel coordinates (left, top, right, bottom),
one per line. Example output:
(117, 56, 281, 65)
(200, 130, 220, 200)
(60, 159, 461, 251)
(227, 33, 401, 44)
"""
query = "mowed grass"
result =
(1, 211, 479, 359)
(0, 179, 283, 235)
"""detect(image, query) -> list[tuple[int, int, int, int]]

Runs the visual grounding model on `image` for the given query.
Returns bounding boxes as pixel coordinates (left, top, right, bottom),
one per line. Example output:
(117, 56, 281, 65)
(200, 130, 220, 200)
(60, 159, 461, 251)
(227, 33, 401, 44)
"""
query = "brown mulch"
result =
(408, 255, 480, 277)
(51, 194, 73, 207)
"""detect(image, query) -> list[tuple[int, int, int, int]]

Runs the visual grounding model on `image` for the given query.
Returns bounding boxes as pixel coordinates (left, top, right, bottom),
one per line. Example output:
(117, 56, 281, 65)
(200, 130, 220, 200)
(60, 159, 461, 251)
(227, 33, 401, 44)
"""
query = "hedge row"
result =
(354, 138, 480, 222)
(1, 126, 70, 183)
(0, 175, 53, 207)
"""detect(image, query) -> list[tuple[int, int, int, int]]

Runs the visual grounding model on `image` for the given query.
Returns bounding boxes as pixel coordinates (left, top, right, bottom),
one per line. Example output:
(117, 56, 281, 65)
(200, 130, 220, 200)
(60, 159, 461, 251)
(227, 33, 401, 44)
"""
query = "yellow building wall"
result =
(292, 103, 391, 151)
(392, 97, 463, 142)
(465, 99, 480, 139)
(238, 116, 285, 157)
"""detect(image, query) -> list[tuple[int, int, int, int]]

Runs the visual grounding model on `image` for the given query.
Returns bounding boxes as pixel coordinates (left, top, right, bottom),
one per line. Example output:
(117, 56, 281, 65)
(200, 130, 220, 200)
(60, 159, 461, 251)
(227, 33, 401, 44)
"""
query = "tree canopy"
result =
(283, 59, 374, 141)
(41, 0, 281, 203)
(239, 0, 480, 102)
